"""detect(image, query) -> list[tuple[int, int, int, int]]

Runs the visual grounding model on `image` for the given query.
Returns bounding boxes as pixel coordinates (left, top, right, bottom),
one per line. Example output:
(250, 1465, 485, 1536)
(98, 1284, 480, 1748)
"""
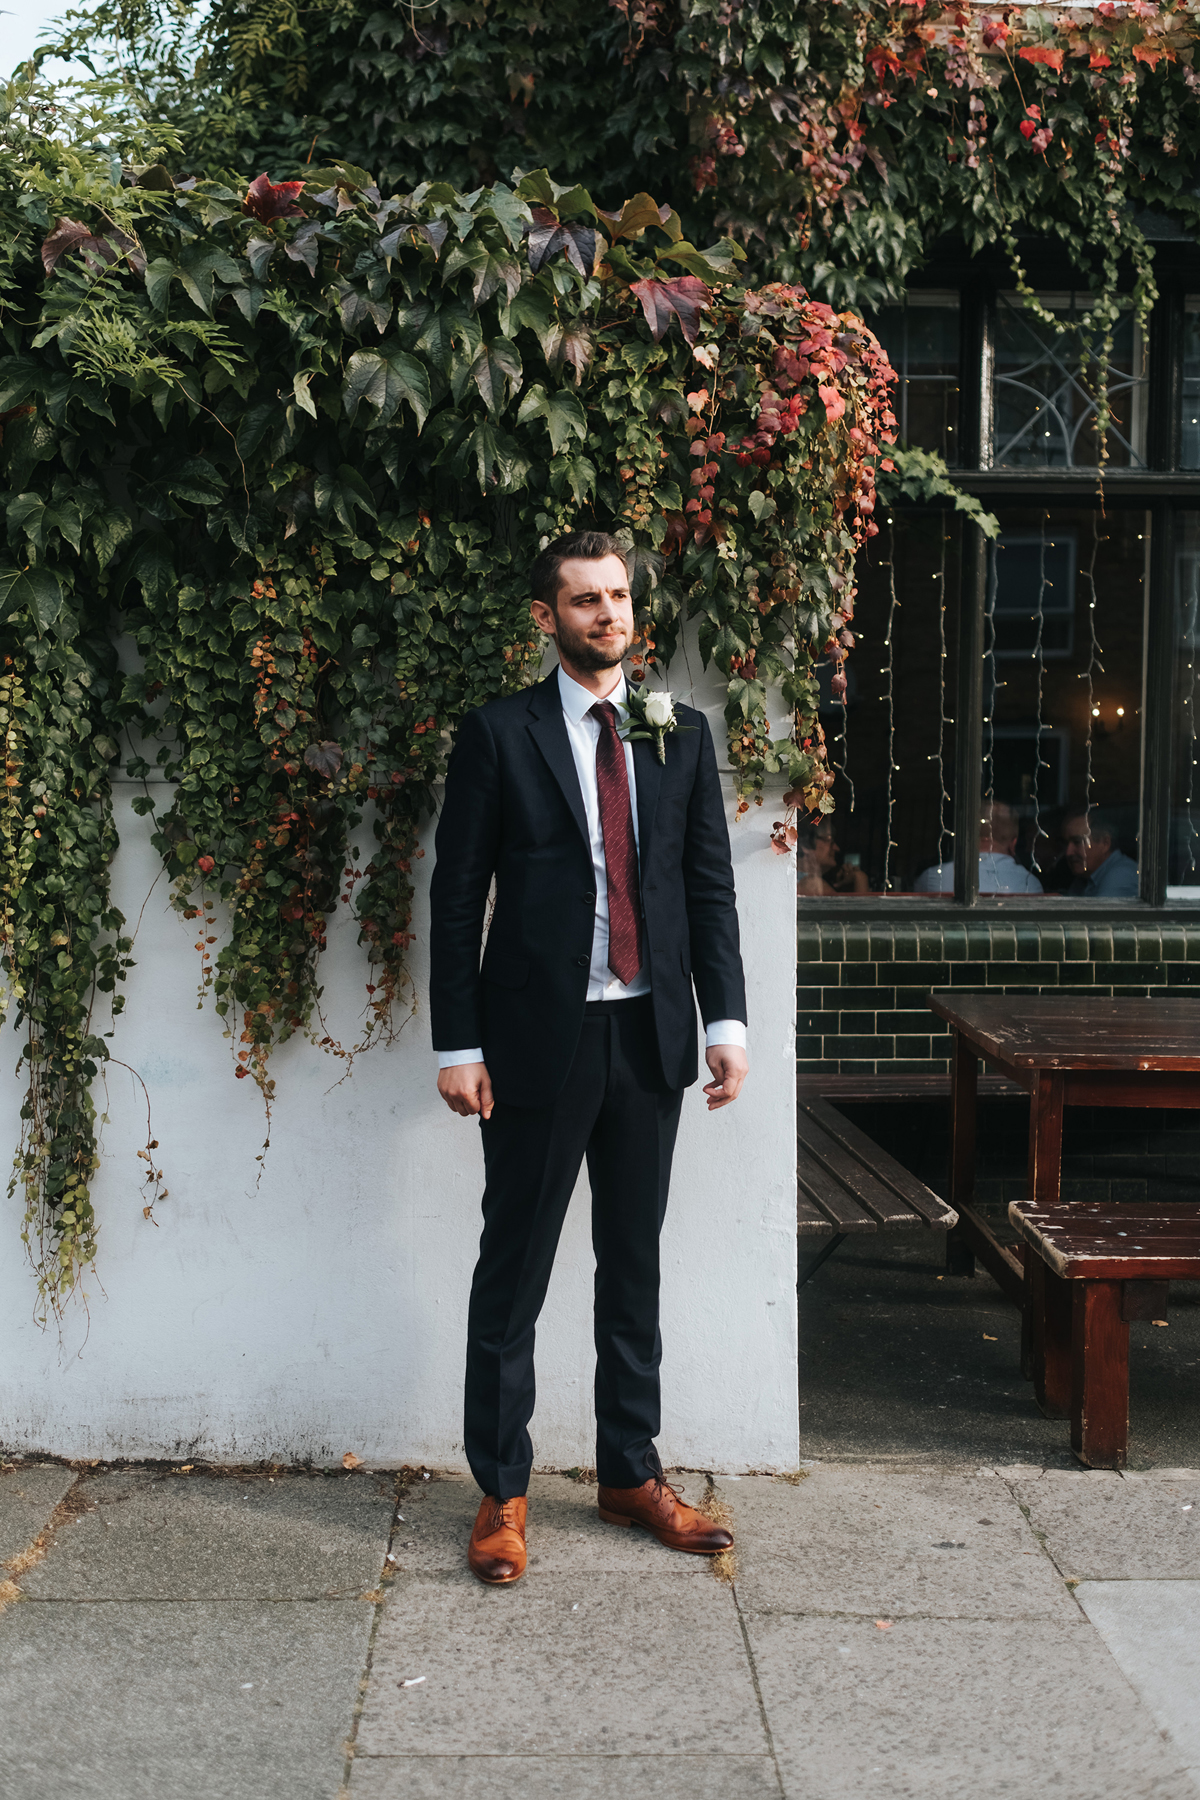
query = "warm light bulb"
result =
(1092, 706, 1101, 716)
(1116, 706, 1125, 717)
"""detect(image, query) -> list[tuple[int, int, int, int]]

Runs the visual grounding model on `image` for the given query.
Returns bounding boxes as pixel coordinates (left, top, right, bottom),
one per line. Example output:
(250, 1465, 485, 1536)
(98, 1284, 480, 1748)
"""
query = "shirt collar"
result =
(557, 663, 627, 724)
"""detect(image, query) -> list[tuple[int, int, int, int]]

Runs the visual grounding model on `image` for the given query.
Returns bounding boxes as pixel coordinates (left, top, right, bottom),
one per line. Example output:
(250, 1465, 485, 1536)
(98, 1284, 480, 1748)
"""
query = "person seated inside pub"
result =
(911, 799, 1043, 895)
(1062, 804, 1139, 899)
(797, 816, 872, 895)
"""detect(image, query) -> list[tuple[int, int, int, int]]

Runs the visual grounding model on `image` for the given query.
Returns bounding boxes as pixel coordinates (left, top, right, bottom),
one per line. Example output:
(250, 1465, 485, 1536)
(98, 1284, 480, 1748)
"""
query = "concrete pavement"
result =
(2, 1457, 1199, 1799)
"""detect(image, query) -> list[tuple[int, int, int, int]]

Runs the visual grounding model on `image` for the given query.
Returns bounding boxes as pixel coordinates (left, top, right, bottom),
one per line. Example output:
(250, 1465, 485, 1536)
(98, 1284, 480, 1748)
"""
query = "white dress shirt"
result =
(438, 664, 746, 1067)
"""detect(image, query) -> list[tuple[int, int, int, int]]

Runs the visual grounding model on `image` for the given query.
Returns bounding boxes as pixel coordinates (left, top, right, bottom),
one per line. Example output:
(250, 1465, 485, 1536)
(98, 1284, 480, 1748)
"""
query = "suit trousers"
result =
(464, 995, 685, 1500)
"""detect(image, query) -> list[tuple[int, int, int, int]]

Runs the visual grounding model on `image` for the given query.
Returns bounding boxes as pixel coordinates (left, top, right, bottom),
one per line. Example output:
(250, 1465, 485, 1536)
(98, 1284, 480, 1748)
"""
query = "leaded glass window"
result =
(868, 293, 960, 464)
(990, 293, 1147, 470)
(1181, 300, 1200, 470)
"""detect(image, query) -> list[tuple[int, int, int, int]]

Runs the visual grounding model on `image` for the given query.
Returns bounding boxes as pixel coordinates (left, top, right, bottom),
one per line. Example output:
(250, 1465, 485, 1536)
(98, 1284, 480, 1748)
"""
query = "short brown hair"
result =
(530, 531, 629, 609)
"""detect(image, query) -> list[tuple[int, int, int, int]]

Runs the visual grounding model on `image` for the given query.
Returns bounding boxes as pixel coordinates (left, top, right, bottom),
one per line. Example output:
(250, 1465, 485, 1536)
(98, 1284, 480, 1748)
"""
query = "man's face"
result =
(531, 554, 635, 674)
(1064, 817, 1113, 875)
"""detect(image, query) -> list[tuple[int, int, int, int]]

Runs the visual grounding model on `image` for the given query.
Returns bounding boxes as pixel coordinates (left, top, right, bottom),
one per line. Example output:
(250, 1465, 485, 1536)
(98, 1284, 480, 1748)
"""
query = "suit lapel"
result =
(632, 735, 663, 876)
(526, 674, 590, 853)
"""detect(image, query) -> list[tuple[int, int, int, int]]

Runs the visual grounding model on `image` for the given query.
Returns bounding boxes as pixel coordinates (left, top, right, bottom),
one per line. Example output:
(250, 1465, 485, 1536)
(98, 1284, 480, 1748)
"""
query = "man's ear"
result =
(530, 598, 557, 637)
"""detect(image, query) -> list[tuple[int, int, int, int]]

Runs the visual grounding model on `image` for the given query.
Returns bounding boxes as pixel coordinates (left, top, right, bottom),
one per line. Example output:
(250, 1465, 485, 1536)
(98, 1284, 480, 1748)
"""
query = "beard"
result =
(553, 616, 632, 671)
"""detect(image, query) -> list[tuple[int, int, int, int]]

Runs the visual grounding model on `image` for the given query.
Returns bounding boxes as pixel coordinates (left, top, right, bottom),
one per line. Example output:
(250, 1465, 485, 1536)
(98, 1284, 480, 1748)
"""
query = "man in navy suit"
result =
(430, 530, 748, 1584)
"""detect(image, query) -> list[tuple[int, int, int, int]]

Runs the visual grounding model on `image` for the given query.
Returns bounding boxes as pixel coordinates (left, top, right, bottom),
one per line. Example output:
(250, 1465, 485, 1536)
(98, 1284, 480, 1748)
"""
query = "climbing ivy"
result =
(0, 77, 909, 1312)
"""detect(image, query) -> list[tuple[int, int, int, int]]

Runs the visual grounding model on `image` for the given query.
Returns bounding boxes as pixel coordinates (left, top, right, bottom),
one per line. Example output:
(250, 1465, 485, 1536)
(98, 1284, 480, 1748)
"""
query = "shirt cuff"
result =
(705, 1019, 747, 1050)
(437, 1048, 484, 1069)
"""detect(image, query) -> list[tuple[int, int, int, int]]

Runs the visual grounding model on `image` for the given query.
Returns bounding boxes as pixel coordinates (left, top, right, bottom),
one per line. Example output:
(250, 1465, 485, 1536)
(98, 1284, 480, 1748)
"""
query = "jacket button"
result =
(582, 891, 596, 904)
(575, 955, 589, 968)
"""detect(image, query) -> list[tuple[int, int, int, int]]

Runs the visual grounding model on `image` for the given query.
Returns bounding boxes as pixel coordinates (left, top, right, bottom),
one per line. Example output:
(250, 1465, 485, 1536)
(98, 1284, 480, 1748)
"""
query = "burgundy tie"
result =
(589, 701, 642, 985)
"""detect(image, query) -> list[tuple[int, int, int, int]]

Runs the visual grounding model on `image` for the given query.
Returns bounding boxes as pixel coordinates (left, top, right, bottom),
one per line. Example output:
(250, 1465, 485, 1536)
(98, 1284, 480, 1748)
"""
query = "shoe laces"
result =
(649, 1473, 681, 1511)
(487, 1498, 518, 1533)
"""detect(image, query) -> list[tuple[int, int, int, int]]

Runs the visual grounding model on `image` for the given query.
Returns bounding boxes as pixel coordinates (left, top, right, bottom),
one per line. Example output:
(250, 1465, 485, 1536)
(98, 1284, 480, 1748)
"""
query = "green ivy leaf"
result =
(343, 344, 431, 429)
(0, 566, 64, 633)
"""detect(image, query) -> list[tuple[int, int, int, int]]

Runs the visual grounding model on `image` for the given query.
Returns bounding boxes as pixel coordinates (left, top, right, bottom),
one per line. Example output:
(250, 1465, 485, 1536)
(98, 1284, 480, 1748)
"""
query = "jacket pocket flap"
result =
(481, 950, 530, 989)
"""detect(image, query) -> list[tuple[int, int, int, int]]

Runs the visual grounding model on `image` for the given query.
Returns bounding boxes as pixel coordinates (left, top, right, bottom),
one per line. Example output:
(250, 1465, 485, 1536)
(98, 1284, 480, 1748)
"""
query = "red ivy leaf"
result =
(629, 275, 712, 346)
(303, 741, 344, 780)
(526, 207, 598, 276)
(41, 218, 142, 276)
(980, 16, 1008, 48)
(242, 173, 307, 223)
(1132, 42, 1173, 69)
(1017, 45, 1065, 71)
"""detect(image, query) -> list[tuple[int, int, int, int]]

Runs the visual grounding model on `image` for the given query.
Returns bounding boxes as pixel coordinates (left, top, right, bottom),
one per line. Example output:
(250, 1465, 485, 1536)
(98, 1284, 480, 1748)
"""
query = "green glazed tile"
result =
(1135, 928, 1163, 963)
(1063, 923, 1091, 962)
(988, 924, 1017, 962)
(965, 921, 993, 958)
(828, 1034, 893, 1059)
(796, 925, 822, 967)
(819, 921, 845, 962)
(868, 926, 897, 965)
(891, 925, 921, 964)
(1035, 926, 1065, 964)
(834, 1011, 878, 1035)
(917, 925, 944, 963)
(1086, 924, 1114, 962)
(1015, 924, 1043, 962)
(840, 962, 882, 988)
(1110, 927, 1139, 962)
(842, 922, 872, 962)
(1159, 926, 1188, 963)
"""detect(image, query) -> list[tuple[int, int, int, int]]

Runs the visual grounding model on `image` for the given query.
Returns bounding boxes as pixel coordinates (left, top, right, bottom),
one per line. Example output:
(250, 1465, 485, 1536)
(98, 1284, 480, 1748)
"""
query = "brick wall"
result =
(797, 914, 1200, 1079)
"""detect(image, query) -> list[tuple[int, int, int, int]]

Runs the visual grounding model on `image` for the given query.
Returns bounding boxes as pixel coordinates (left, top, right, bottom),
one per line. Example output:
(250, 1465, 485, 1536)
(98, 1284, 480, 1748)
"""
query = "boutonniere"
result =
(618, 684, 693, 765)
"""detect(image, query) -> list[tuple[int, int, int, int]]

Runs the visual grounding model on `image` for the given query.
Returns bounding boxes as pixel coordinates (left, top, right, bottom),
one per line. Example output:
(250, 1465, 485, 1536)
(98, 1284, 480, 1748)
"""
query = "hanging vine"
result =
(0, 82, 911, 1310)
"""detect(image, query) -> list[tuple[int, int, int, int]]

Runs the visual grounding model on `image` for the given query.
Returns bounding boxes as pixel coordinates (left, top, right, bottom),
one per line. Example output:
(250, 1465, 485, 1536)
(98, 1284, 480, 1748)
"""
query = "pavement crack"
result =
(0, 1471, 92, 1613)
(336, 1468, 412, 1797)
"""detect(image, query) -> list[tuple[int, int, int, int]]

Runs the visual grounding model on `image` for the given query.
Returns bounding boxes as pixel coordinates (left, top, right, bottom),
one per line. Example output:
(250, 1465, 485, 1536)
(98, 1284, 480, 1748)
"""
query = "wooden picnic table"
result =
(927, 994, 1200, 1307)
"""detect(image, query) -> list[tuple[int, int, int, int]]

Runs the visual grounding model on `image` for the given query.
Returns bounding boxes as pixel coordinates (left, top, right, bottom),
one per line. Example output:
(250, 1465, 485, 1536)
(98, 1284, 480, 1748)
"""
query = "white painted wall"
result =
(0, 652, 798, 1471)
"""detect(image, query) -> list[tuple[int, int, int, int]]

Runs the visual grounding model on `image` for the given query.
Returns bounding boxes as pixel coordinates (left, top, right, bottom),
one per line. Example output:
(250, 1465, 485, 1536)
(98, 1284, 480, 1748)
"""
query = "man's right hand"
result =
(437, 1062, 495, 1120)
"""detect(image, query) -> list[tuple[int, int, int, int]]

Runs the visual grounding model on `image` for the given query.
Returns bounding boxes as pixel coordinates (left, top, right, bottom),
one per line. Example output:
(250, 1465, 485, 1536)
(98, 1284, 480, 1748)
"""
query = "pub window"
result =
(1169, 512, 1200, 898)
(1182, 300, 1200, 470)
(981, 508, 1145, 898)
(990, 292, 1147, 470)
(869, 292, 960, 465)
(802, 266, 1200, 908)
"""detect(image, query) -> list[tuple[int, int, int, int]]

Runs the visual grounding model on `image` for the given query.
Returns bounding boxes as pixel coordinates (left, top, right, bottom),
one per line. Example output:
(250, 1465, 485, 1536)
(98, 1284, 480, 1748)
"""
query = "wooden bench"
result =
(797, 1097, 958, 1285)
(1009, 1200, 1200, 1469)
(798, 1073, 1025, 1104)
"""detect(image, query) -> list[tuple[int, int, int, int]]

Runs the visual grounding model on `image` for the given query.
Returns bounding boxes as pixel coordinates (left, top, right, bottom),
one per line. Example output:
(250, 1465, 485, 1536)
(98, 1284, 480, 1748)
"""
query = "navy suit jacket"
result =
(429, 671, 747, 1106)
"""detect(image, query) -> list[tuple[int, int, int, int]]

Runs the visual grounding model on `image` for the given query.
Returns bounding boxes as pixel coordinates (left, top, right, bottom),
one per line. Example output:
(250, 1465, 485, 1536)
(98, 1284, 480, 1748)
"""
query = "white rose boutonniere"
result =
(619, 683, 694, 765)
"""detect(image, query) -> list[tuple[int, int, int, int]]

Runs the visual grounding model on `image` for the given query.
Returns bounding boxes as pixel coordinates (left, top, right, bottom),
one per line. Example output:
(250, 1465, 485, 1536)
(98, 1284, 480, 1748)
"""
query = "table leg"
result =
(1031, 1260, 1072, 1418)
(1071, 1280, 1130, 1470)
(946, 1030, 978, 1277)
(1028, 1070, 1064, 1211)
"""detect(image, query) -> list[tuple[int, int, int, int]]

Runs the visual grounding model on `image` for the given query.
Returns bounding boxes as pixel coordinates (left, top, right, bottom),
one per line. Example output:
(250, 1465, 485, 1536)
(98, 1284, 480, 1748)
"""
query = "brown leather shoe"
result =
(467, 1494, 528, 1585)
(597, 1475, 733, 1556)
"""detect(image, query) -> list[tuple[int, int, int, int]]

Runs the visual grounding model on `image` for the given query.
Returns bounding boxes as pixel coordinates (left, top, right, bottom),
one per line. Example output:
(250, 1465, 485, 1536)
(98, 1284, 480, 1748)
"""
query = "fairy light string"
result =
(1030, 510, 1049, 872)
(883, 516, 900, 892)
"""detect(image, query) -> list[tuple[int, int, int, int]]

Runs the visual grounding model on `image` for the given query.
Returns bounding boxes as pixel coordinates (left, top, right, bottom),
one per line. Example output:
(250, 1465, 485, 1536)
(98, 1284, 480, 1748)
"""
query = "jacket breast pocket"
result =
(481, 949, 530, 990)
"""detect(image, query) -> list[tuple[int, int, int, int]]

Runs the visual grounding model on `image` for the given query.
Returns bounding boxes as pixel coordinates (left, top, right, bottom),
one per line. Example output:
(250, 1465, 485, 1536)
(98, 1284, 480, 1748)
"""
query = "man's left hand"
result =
(703, 1045, 749, 1111)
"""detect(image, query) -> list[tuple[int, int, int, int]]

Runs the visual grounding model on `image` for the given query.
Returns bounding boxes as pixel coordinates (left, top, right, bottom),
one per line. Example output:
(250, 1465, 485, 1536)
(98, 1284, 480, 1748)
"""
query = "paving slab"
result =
(393, 1472, 711, 1579)
(348, 1754, 781, 1799)
(1076, 1581, 1200, 1785)
(356, 1573, 764, 1759)
(746, 1611, 1195, 1800)
(19, 1468, 394, 1600)
(0, 1462, 77, 1562)
(1013, 1469, 1200, 1580)
(723, 1469, 1074, 1620)
(0, 1598, 371, 1800)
